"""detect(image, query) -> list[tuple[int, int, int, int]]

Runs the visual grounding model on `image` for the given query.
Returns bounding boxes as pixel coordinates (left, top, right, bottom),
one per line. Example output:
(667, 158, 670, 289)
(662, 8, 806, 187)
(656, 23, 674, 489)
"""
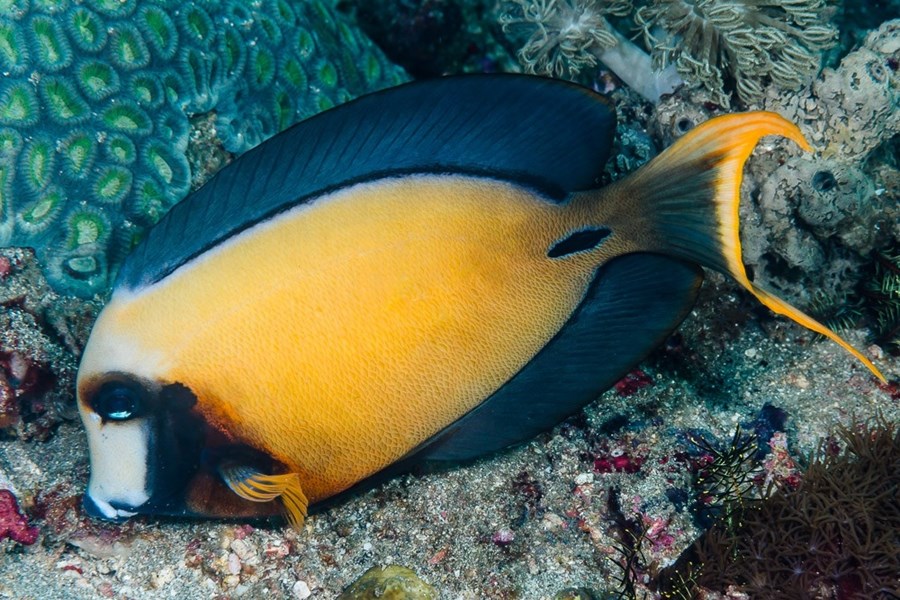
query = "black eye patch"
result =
(547, 227, 611, 258)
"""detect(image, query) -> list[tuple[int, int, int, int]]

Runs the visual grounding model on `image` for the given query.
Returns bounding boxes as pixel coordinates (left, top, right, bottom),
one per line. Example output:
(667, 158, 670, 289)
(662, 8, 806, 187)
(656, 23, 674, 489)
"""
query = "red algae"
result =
(614, 370, 654, 397)
(594, 452, 645, 474)
(0, 489, 38, 545)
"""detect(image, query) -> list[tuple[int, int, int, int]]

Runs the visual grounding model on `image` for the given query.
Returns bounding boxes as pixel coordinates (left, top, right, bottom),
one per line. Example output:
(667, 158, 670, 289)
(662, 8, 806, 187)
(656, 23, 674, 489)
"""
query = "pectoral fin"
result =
(219, 463, 309, 529)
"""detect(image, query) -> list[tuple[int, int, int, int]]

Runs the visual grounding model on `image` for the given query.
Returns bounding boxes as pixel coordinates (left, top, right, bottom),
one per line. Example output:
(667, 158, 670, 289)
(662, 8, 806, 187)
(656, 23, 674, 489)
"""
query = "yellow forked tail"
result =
(601, 111, 885, 382)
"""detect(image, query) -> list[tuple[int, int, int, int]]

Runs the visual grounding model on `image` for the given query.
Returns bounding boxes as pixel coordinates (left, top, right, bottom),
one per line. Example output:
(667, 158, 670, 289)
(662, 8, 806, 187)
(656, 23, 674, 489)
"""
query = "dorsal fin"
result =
(117, 75, 617, 290)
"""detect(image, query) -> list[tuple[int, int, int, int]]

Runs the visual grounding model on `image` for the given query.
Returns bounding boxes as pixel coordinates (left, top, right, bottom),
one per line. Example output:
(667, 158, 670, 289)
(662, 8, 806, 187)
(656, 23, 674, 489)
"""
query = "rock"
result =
(337, 565, 437, 600)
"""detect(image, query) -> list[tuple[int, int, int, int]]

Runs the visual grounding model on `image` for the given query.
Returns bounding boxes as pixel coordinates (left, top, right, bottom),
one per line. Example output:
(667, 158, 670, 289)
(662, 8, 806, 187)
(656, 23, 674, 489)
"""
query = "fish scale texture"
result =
(0, 0, 406, 297)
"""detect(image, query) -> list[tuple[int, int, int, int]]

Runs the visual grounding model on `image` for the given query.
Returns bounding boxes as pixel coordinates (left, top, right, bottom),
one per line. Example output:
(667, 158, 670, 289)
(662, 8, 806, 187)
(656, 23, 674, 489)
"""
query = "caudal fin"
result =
(592, 112, 885, 382)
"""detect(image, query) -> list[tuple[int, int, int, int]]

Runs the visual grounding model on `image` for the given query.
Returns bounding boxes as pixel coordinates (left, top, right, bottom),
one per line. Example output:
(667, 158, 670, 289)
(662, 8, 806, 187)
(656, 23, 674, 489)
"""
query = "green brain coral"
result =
(0, 0, 406, 297)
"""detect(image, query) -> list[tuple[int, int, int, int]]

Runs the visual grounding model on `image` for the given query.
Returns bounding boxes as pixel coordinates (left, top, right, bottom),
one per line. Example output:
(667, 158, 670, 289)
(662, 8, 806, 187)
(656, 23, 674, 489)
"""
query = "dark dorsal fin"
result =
(411, 253, 702, 462)
(117, 74, 617, 290)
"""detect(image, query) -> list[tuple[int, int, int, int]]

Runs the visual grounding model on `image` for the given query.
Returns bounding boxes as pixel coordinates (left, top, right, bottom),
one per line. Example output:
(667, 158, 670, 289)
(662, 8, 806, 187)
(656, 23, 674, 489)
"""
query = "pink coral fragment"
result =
(0, 489, 39, 545)
(491, 528, 515, 546)
(594, 452, 644, 474)
(0, 255, 11, 279)
(614, 369, 653, 397)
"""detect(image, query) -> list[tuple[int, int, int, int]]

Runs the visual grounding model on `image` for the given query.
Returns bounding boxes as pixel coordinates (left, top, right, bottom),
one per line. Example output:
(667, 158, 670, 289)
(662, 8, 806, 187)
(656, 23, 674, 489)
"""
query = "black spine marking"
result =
(547, 227, 611, 258)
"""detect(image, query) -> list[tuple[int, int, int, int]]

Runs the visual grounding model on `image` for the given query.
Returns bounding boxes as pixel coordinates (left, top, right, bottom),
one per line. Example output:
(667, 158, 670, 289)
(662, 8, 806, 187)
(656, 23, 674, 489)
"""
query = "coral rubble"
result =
(0, 0, 405, 297)
(337, 565, 437, 600)
(0, 247, 98, 440)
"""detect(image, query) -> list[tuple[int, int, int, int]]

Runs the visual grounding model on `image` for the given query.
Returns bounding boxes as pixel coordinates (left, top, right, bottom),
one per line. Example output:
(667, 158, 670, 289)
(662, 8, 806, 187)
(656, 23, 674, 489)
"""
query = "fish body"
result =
(76, 75, 882, 526)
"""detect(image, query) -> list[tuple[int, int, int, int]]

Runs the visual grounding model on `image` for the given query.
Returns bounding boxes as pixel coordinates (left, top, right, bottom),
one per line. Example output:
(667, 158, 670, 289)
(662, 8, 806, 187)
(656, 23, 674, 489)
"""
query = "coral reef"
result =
(499, 0, 836, 104)
(635, 0, 837, 105)
(500, 0, 683, 102)
(0, 247, 98, 440)
(0, 0, 405, 297)
(808, 20, 900, 162)
(608, 416, 900, 599)
(500, 0, 630, 78)
(675, 417, 900, 599)
(736, 19, 900, 309)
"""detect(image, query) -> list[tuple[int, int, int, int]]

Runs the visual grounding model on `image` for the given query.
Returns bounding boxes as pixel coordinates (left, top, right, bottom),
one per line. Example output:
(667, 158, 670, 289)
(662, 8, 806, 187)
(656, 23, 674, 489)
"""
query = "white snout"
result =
(82, 412, 151, 515)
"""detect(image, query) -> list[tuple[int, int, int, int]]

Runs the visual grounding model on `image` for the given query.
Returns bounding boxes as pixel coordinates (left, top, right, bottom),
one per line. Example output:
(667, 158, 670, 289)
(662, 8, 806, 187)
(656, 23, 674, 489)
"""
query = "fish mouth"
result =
(82, 494, 140, 522)
(83, 491, 198, 522)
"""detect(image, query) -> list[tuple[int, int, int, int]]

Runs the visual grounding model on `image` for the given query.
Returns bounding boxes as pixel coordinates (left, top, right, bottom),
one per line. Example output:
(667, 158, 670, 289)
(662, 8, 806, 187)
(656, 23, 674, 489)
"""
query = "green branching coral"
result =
(809, 247, 900, 352)
(635, 0, 837, 105)
(0, 0, 405, 297)
(808, 289, 865, 335)
(689, 426, 760, 533)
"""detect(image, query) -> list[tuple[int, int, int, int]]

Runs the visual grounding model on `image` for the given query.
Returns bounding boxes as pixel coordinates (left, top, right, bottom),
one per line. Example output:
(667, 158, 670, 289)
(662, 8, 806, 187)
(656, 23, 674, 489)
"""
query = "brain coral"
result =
(0, 0, 406, 297)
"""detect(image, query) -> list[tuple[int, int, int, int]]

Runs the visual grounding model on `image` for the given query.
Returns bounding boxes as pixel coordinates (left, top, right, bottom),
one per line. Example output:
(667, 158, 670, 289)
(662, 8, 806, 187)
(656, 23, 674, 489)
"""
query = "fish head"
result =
(77, 371, 282, 524)
(77, 371, 201, 520)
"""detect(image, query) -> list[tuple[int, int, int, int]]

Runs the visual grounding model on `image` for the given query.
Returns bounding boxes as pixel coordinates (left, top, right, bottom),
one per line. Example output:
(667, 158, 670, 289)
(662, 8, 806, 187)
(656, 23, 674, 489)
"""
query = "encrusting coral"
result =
(736, 19, 900, 310)
(0, 489, 38, 546)
(0, 0, 405, 298)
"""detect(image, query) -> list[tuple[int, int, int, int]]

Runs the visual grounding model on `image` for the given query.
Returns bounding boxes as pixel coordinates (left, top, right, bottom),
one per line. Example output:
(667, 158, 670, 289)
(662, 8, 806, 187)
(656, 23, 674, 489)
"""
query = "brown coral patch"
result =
(667, 417, 900, 599)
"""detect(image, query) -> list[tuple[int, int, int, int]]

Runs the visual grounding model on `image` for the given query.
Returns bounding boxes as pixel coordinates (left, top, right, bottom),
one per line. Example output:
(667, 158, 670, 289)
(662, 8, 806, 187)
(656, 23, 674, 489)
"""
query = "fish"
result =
(76, 74, 884, 528)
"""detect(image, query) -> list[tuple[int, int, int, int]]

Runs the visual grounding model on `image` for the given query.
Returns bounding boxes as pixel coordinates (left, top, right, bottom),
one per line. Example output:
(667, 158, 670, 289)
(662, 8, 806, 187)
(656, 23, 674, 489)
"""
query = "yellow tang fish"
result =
(76, 75, 883, 528)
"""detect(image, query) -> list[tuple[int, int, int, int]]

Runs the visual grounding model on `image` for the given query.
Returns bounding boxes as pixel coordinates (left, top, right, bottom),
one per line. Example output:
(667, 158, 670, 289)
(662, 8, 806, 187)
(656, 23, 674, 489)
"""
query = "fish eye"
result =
(93, 382, 143, 421)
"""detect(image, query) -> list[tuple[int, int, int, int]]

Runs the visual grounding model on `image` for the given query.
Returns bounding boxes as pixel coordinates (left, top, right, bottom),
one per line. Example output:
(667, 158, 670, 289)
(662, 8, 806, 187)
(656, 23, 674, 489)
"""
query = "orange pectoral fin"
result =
(219, 464, 309, 529)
